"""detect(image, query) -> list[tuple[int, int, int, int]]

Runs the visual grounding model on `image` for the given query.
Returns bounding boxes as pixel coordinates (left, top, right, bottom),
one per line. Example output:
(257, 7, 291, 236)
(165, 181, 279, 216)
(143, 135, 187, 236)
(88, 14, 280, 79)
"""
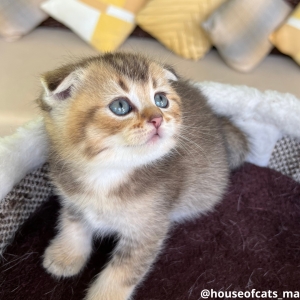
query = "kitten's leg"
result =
(43, 205, 93, 277)
(85, 223, 169, 300)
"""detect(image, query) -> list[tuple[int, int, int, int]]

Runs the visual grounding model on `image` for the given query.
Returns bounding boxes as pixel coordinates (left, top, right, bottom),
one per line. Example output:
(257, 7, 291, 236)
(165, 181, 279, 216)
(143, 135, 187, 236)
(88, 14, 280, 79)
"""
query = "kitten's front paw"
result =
(43, 242, 87, 278)
(84, 266, 135, 300)
(85, 285, 133, 300)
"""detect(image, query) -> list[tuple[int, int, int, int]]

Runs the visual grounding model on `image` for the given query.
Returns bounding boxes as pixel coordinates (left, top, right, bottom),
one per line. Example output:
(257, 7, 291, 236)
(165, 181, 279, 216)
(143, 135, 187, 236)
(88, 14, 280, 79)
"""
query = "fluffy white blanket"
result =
(1, 82, 300, 200)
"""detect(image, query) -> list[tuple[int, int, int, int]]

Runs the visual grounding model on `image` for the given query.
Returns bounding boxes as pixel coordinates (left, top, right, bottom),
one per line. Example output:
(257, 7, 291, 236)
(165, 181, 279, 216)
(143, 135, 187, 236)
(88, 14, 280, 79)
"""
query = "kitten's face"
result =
(40, 53, 182, 168)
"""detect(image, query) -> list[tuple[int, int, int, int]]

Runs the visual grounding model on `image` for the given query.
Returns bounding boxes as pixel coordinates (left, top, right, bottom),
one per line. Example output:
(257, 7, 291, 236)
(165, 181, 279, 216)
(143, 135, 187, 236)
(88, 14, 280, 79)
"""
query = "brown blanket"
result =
(1, 163, 300, 300)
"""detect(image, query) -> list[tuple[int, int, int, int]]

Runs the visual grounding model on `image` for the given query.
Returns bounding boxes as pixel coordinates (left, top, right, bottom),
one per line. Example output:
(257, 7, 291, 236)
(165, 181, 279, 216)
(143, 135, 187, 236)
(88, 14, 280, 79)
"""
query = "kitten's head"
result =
(38, 52, 182, 168)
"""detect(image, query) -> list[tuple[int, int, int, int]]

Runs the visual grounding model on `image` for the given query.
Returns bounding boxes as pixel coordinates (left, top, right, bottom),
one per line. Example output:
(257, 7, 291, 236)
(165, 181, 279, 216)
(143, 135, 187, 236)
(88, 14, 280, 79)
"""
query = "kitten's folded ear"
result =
(38, 65, 85, 111)
(163, 64, 178, 81)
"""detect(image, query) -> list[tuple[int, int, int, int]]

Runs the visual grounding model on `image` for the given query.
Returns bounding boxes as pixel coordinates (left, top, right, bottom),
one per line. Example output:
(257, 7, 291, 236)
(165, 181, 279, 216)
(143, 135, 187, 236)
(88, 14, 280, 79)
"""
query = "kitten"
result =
(38, 52, 248, 300)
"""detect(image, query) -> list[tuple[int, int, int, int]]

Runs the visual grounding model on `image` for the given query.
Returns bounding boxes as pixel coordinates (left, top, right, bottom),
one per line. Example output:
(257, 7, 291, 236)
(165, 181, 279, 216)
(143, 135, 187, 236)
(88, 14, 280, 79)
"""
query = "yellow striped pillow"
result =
(41, 0, 147, 52)
(270, 3, 300, 66)
(136, 0, 226, 60)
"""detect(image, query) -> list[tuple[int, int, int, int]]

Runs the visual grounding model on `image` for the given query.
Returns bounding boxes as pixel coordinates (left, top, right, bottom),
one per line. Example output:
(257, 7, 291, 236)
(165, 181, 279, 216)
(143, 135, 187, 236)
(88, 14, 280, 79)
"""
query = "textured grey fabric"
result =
(0, 164, 52, 256)
(269, 137, 300, 183)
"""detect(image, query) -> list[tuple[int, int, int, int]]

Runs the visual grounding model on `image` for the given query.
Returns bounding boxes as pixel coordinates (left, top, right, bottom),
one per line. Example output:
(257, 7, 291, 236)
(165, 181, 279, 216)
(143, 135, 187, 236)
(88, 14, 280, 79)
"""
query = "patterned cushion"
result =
(0, 164, 52, 256)
(202, 0, 292, 72)
(270, 3, 300, 66)
(136, 0, 226, 60)
(269, 137, 300, 183)
(41, 0, 147, 52)
(0, 0, 47, 41)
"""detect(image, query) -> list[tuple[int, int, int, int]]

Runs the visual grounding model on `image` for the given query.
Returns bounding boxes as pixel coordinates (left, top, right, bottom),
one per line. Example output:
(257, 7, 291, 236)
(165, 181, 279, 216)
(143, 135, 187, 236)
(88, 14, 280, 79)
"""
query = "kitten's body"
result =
(39, 53, 247, 300)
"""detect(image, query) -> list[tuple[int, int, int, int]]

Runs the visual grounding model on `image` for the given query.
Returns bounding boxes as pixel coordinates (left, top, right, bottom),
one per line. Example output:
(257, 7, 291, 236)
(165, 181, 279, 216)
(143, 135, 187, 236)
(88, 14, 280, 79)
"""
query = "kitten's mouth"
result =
(146, 132, 161, 144)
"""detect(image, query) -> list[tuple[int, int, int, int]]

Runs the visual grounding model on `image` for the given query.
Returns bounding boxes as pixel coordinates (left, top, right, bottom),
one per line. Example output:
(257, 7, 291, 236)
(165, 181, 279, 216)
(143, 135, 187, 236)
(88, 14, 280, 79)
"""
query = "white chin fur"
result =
(92, 136, 175, 169)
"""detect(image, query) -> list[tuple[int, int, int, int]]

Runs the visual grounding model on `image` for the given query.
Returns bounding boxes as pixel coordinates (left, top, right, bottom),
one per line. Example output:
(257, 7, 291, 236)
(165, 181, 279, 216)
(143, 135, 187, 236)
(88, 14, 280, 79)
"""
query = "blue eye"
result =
(154, 94, 169, 108)
(109, 98, 132, 116)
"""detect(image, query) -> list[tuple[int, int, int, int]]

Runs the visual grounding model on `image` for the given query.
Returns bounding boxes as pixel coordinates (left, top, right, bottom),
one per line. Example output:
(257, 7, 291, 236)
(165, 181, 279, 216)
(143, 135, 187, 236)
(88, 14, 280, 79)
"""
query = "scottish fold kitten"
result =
(38, 52, 248, 300)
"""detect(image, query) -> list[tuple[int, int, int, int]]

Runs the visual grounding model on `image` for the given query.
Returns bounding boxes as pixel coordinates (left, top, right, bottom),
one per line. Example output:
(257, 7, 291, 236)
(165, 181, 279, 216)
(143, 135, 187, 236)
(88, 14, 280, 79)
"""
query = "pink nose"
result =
(149, 116, 162, 128)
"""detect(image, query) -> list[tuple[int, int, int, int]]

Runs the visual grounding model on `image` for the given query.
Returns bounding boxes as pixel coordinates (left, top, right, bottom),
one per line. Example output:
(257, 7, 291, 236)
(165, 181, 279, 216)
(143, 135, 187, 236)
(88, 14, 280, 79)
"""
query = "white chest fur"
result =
(66, 166, 135, 234)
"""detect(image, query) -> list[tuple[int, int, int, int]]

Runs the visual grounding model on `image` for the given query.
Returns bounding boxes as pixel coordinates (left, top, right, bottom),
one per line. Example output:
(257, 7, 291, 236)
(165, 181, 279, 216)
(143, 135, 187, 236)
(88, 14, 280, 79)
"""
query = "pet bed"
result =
(0, 82, 299, 299)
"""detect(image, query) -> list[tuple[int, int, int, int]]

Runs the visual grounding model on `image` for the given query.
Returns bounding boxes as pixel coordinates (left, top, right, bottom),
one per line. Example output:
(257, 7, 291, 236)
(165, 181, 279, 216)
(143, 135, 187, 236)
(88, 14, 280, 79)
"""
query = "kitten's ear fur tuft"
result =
(40, 65, 85, 108)
(163, 64, 178, 81)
